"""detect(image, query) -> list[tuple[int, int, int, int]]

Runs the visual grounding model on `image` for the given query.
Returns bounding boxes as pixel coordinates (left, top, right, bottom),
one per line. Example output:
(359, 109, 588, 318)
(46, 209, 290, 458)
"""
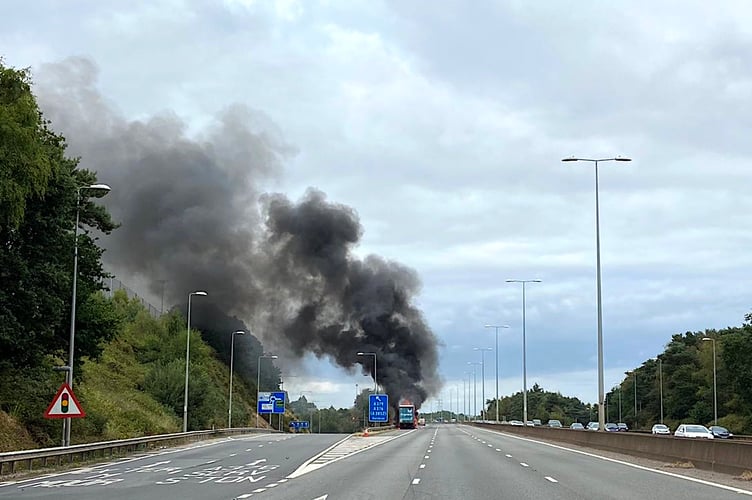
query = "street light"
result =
(468, 362, 481, 420)
(702, 337, 718, 425)
(256, 353, 279, 428)
(656, 357, 664, 424)
(474, 347, 493, 421)
(563, 156, 631, 432)
(626, 370, 637, 429)
(228, 330, 245, 428)
(506, 279, 541, 426)
(464, 371, 472, 421)
(357, 352, 377, 393)
(485, 324, 510, 423)
(184, 290, 208, 432)
(65, 183, 111, 447)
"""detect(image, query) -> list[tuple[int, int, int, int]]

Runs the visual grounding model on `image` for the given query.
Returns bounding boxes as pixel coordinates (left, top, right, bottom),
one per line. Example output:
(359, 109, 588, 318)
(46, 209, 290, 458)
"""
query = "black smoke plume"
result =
(34, 57, 441, 407)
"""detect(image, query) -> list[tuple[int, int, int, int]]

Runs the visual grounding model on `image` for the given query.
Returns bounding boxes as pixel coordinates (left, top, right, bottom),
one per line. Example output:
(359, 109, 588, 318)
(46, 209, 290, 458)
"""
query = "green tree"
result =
(0, 60, 117, 373)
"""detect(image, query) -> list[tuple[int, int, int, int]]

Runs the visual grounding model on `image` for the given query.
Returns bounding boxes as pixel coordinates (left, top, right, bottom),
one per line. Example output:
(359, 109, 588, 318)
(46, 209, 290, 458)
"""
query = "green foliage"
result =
(491, 383, 590, 425)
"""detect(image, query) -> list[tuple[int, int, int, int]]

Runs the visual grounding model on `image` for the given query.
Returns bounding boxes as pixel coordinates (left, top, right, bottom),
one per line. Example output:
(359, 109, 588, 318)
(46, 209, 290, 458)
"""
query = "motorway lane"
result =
(0, 432, 346, 500)
(456, 425, 752, 499)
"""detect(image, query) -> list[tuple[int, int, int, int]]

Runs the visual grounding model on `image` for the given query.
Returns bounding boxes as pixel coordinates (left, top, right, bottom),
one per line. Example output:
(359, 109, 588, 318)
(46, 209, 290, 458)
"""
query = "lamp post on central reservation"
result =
(184, 290, 208, 432)
(256, 354, 278, 428)
(702, 337, 718, 425)
(485, 325, 509, 423)
(506, 279, 541, 426)
(563, 156, 631, 431)
(468, 362, 481, 420)
(474, 347, 493, 420)
(228, 330, 245, 428)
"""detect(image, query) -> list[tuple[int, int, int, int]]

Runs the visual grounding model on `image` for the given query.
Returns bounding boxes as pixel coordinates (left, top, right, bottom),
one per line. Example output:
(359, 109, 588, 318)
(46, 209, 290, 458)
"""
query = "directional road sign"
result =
(289, 420, 310, 430)
(44, 383, 86, 419)
(257, 391, 286, 414)
(368, 394, 389, 423)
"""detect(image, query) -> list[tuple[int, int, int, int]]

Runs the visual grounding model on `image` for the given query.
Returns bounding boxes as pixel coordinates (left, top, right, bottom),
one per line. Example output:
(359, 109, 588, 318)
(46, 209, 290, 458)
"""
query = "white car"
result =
(674, 424, 714, 439)
(651, 424, 670, 435)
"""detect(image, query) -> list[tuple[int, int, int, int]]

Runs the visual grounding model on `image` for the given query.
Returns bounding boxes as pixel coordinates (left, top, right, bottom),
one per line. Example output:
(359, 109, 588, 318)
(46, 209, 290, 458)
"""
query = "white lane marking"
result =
(520, 463, 529, 467)
(487, 444, 493, 447)
(313, 495, 328, 500)
(420, 464, 426, 469)
(229, 454, 237, 457)
(545, 476, 558, 483)
(505, 454, 513, 458)
(204, 460, 217, 465)
(474, 427, 752, 496)
(267, 483, 278, 487)
(412, 478, 421, 485)
(258, 445, 264, 447)
(278, 478, 289, 483)
(495, 449, 501, 452)
(252, 488, 266, 493)
(427, 449, 432, 453)
(236, 494, 253, 499)
(424, 456, 430, 459)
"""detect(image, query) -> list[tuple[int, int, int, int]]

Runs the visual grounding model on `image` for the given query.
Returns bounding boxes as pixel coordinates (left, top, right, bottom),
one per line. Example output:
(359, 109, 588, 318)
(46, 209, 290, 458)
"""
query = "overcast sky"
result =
(3, 1, 752, 414)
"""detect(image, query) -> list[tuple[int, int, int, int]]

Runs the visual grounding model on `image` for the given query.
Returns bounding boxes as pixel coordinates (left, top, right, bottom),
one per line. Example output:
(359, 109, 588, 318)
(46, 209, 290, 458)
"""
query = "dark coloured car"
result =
(709, 425, 733, 439)
(604, 423, 619, 432)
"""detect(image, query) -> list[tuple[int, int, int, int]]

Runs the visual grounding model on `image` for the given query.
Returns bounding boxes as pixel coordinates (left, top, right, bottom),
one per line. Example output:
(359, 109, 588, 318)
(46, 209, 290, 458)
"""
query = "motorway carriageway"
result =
(1, 425, 751, 499)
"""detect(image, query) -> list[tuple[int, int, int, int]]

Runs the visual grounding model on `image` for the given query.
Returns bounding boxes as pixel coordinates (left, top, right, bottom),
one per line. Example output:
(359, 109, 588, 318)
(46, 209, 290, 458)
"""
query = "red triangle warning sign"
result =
(44, 383, 86, 419)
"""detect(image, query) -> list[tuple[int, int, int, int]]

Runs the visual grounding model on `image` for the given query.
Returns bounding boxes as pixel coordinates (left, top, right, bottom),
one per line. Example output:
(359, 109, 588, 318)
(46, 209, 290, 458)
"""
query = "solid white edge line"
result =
(474, 427, 752, 496)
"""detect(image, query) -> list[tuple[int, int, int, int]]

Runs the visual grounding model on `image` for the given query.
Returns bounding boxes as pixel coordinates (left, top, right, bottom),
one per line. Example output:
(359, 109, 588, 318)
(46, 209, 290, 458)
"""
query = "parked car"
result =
(532, 419, 542, 427)
(570, 422, 585, 430)
(586, 422, 599, 431)
(617, 423, 629, 432)
(604, 423, 619, 432)
(547, 419, 563, 428)
(651, 424, 670, 435)
(709, 426, 733, 439)
(674, 424, 714, 439)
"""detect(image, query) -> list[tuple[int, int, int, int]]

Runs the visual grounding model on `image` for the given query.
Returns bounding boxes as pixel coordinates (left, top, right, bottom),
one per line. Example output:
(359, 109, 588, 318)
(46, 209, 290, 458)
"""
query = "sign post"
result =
(258, 391, 286, 415)
(44, 383, 86, 419)
(368, 394, 388, 424)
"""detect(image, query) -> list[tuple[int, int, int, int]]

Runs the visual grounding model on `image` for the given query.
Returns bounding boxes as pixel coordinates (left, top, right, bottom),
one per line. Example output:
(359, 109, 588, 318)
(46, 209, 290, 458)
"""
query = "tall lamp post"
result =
(656, 357, 664, 424)
(626, 370, 637, 429)
(563, 156, 631, 431)
(702, 337, 718, 425)
(485, 325, 510, 423)
(464, 371, 472, 421)
(468, 362, 481, 420)
(506, 279, 541, 426)
(184, 290, 208, 432)
(65, 183, 111, 447)
(228, 330, 245, 428)
(256, 353, 279, 428)
(357, 352, 377, 393)
(474, 347, 493, 420)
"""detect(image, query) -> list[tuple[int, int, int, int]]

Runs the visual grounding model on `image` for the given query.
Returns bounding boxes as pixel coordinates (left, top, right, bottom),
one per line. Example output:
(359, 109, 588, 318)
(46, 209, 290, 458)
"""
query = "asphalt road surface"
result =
(1, 425, 751, 499)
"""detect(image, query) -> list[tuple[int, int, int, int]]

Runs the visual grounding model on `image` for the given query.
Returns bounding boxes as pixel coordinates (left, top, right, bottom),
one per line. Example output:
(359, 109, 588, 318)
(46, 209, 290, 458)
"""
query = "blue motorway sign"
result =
(257, 391, 286, 414)
(369, 394, 389, 423)
(289, 420, 310, 430)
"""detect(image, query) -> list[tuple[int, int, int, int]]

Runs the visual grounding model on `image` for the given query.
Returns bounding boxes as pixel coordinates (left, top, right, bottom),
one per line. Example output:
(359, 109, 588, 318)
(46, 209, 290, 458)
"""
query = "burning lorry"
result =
(397, 401, 419, 429)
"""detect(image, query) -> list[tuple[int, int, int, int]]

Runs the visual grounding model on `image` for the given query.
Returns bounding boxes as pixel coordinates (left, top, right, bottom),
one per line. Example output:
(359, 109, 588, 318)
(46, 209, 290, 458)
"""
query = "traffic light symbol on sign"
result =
(61, 393, 69, 413)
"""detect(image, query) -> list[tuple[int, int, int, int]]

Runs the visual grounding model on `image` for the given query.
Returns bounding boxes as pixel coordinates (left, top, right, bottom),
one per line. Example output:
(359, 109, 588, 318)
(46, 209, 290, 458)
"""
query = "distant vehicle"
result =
(674, 424, 714, 439)
(651, 424, 670, 435)
(398, 403, 418, 429)
(547, 419, 562, 428)
(617, 423, 629, 432)
(532, 419, 542, 426)
(604, 423, 619, 432)
(526, 421, 535, 427)
(586, 422, 599, 431)
(418, 417, 426, 426)
(570, 422, 585, 430)
(709, 425, 732, 439)
(509, 420, 524, 426)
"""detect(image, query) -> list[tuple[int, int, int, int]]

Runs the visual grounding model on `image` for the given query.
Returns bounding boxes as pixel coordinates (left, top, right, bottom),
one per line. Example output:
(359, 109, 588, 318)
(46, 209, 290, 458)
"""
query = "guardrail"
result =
(471, 422, 752, 476)
(0, 427, 271, 477)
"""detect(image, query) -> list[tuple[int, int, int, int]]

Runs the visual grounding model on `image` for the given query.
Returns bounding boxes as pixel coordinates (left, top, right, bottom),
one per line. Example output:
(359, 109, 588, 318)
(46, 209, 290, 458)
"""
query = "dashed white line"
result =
(487, 444, 493, 447)
(412, 478, 421, 485)
(495, 449, 501, 452)
(545, 476, 558, 483)
(505, 454, 513, 458)
(424, 455, 430, 459)
(520, 463, 529, 467)
(420, 464, 426, 469)
(252, 488, 266, 493)
(236, 494, 253, 499)
(229, 453, 237, 457)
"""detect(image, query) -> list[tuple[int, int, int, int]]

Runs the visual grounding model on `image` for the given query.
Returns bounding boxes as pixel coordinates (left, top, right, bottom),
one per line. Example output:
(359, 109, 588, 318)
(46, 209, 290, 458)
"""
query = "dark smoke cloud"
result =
(34, 56, 441, 407)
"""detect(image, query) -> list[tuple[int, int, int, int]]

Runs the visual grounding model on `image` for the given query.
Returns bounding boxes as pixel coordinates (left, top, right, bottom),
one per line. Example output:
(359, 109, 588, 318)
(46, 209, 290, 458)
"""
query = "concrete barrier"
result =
(472, 423, 752, 476)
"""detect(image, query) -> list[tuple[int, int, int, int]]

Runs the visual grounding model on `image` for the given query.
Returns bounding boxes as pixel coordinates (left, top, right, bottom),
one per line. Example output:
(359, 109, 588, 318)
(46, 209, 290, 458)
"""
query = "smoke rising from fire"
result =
(34, 57, 441, 407)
